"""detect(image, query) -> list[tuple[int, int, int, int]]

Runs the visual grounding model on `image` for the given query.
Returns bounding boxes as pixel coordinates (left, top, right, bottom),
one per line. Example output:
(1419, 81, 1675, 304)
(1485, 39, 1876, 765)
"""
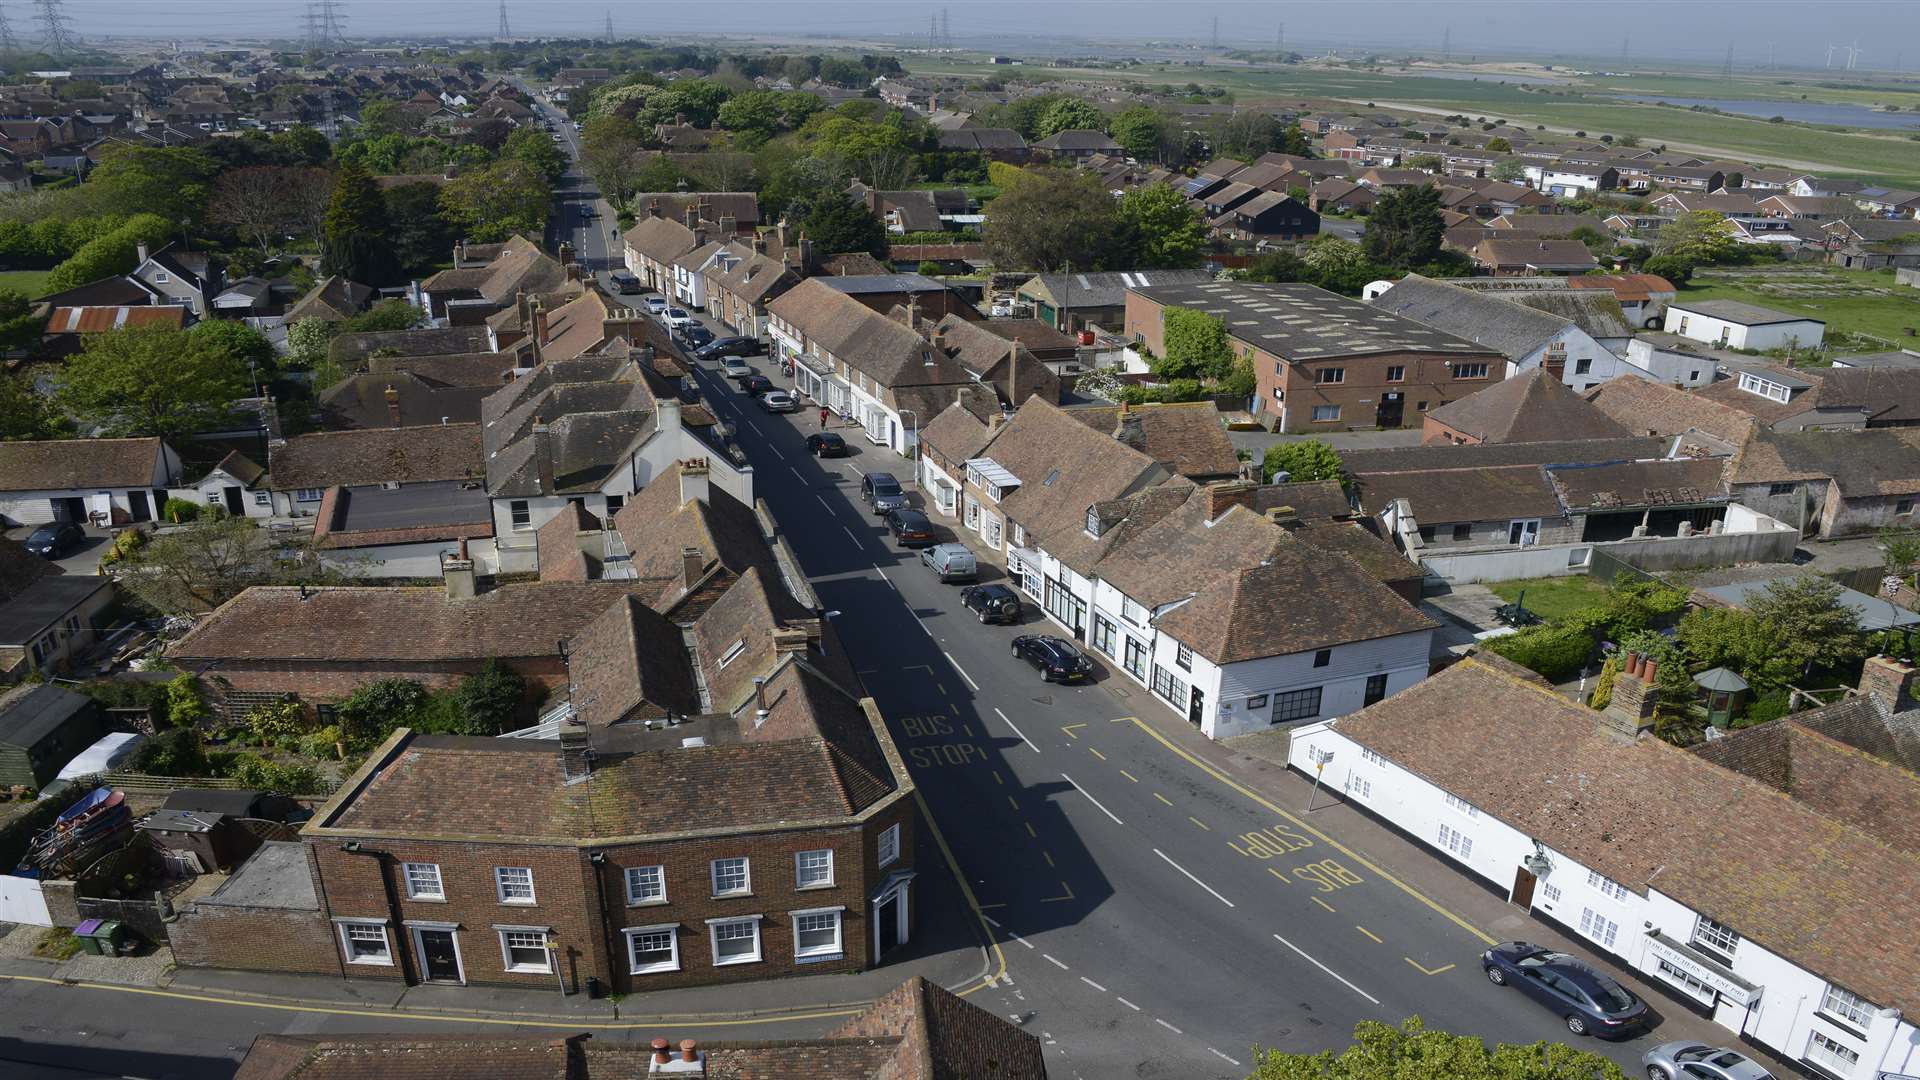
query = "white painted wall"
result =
(320, 541, 465, 578)
(1665, 306, 1825, 350)
(1506, 325, 1629, 393)
(0, 874, 51, 926)
(1622, 340, 1720, 387)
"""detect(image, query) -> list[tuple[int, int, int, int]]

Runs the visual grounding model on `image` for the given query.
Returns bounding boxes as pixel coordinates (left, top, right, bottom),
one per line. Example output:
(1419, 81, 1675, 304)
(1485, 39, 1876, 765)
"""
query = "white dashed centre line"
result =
(1009, 932, 1035, 950)
(1154, 1018, 1183, 1035)
(1061, 773, 1124, 825)
(1115, 996, 1141, 1011)
(1154, 848, 1235, 908)
(994, 707, 1038, 752)
(1042, 954, 1069, 971)
(1209, 1048, 1243, 1067)
(1272, 933, 1381, 1005)
(1079, 976, 1107, 993)
(945, 652, 982, 691)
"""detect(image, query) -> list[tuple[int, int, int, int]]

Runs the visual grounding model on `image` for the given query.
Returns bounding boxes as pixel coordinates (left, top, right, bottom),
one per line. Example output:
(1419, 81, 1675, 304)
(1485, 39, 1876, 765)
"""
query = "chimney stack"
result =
(681, 546, 706, 589)
(647, 199, 661, 219)
(454, 239, 466, 265)
(751, 232, 767, 255)
(684, 201, 700, 229)
(558, 241, 574, 266)
(1112, 409, 1146, 451)
(1858, 654, 1920, 714)
(692, 226, 708, 248)
(558, 720, 593, 784)
(772, 627, 811, 655)
(678, 458, 711, 505)
(775, 218, 789, 251)
(136, 241, 149, 265)
(1205, 479, 1258, 522)
(532, 417, 556, 494)
(441, 540, 475, 600)
(531, 298, 549, 356)
(752, 676, 767, 711)
(718, 214, 736, 235)
(797, 234, 813, 273)
(1599, 651, 1659, 740)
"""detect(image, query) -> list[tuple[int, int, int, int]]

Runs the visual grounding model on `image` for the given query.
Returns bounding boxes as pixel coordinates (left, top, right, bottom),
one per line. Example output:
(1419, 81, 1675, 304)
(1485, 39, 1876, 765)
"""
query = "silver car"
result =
(1641, 1043, 1776, 1080)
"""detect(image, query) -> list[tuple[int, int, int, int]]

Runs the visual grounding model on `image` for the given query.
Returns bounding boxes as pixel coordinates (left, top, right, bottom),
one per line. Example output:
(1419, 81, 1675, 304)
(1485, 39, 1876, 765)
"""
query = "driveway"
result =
(4, 524, 114, 576)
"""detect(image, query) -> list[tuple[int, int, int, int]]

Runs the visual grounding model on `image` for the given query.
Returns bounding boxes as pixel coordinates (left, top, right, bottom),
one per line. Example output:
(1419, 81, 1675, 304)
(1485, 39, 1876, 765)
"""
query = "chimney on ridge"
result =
(1112, 406, 1146, 451)
(441, 539, 476, 600)
(532, 417, 556, 494)
(678, 458, 711, 505)
(1205, 479, 1258, 522)
(680, 546, 706, 590)
(558, 720, 593, 784)
(1858, 654, 1920, 715)
(384, 383, 402, 428)
(1599, 651, 1659, 741)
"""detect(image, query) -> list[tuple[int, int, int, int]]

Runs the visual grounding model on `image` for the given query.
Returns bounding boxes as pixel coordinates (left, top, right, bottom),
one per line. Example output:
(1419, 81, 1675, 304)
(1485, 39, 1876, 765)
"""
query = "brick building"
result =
(1124, 281, 1505, 433)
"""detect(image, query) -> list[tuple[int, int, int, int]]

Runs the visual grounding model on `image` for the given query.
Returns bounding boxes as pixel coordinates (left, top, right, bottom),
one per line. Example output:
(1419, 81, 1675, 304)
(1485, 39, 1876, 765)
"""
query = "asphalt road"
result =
(679, 348, 1678, 1079)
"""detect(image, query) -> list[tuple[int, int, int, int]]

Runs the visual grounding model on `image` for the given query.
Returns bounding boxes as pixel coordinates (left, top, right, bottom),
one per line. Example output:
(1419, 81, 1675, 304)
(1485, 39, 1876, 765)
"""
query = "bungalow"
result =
(265, 423, 483, 520)
(1471, 239, 1599, 276)
(0, 538, 115, 679)
(1563, 273, 1677, 329)
(936, 127, 1029, 162)
(0, 437, 180, 526)
(1531, 161, 1617, 196)
(1723, 426, 1920, 538)
(1421, 370, 1631, 446)
(185, 451, 272, 519)
(1663, 299, 1824, 351)
(1032, 129, 1120, 161)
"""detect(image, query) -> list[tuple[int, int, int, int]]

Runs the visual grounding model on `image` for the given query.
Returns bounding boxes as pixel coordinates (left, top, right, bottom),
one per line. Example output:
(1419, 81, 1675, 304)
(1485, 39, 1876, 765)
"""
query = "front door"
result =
(1510, 866, 1537, 909)
(415, 929, 463, 983)
(1188, 686, 1205, 727)
(1507, 518, 1540, 546)
(876, 894, 901, 956)
(222, 486, 243, 515)
(127, 490, 151, 523)
(1374, 392, 1403, 429)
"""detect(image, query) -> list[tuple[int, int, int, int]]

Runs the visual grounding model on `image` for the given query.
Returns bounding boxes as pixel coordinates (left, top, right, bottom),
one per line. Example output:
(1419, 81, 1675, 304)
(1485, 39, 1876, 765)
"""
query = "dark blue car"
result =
(1481, 941, 1649, 1038)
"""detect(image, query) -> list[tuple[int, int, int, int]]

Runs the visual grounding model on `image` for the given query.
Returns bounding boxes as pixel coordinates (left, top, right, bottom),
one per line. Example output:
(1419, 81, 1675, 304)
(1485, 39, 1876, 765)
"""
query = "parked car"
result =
(664, 308, 694, 329)
(758, 389, 797, 413)
(24, 521, 85, 558)
(694, 336, 764, 360)
(679, 324, 714, 349)
(738, 374, 775, 396)
(1642, 1043, 1775, 1080)
(806, 432, 848, 458)
(885, 508, 936, 547)
(861, 472, 907, 515)
(920, 543, 977, 583)
(577, 204, 595, 219)
(1481, 942, 1649, 1038)
(960, 583, 1022, 624)
(719, 357, 755, 379)
(643, 296, 669, 315)
(1012, 635, 1093, 683)
(609, 271, 640, 293)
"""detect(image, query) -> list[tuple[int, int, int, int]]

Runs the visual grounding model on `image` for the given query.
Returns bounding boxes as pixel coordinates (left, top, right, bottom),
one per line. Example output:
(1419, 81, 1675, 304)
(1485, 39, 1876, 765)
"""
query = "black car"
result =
(694, 336, 765, 361)
(885, 508, 936, 547)
(1012, 635, 1094, 682)
(1481, 942, 1649, 1038)
(24, 521, 85, 558)
(806, 432, 848, 458)
(679, 324, 715, 349)
(861, 472, 907, 515)
(960, 583, 1022, 625)
(738, 374, 775, 396)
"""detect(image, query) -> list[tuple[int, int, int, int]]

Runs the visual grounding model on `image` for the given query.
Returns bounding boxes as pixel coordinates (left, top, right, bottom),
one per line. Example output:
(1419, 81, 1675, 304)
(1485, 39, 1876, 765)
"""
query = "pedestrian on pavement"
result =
(819, 407, 829, 429)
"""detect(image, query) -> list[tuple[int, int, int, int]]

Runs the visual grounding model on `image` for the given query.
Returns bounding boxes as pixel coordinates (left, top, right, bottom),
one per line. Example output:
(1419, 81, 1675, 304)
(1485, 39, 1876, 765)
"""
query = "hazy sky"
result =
(52, 1, 1920, 70)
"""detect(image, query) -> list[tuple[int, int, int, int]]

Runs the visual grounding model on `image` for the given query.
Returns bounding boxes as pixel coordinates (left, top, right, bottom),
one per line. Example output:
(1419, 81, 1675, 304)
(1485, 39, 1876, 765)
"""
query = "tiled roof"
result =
(1582, 377, 1754, 443)
(1338, 436, 1667, 475)
(0, 436, 165, 492)
(1427, 370, 1632, 444)
(565, 593, 698, 725)
(1334, 656, 1920, 1018)
(1094, 495, 1286, 608)
(329, 325, 490, 364)
(269, 424, 482, 490)
(1062, 403, 1240, 479)
(610, 464, 777, 594)
(45, 305, 187, 333)
(1725, 426, 1920, 494)
(1546, 457, 1729, 510)
(620, 212, 699, 265)
(1134, 280, 1495, 361)
(1473, 238, 1598, 270)
(986, 398, 1164, 548)
(1353, 464, 1564, 523)
(367, 351, 516, 387)
(918, 400, 994, 466)
(1287, 519, 1422, 585)
(1153, 524, 1434, 663)
(170, 581, 669, 664)
(767, 279, 973, 391)
(284, 275, 374, 322)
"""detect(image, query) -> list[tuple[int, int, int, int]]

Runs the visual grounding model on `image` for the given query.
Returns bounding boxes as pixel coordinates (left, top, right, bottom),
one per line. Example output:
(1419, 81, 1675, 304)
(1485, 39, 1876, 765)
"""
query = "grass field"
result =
(1489, 576, 1611, 623)
(0, 269, 52, 295)
(1597, 72, 1920, 111)
(1677, 268, 1920, 350)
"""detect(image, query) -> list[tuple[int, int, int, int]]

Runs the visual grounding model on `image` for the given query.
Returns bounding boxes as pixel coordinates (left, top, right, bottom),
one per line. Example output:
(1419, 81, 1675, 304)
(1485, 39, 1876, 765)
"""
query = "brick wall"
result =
(169, 903, 342, 975)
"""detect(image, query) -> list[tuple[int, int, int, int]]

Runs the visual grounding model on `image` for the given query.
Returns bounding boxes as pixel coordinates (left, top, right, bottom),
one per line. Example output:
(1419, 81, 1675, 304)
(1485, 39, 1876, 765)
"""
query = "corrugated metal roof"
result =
(49, 305, 188, 333)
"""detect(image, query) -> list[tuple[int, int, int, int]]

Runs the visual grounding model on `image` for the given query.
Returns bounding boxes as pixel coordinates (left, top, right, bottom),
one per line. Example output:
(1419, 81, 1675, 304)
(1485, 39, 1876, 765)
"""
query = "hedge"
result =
(1483, 624, 1596, 681)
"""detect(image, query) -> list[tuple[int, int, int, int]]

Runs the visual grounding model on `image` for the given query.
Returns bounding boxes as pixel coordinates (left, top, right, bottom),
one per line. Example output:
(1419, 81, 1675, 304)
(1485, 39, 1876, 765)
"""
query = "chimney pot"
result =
(651, 1038, 671, 1065)
(681, 546, 705, 588)
(680, 1039, 698, 1063)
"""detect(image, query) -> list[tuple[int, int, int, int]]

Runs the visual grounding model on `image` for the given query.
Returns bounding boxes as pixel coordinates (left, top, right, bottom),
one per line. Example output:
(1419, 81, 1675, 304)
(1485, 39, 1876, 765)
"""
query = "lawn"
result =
(0, 269, 52, 296)
(1488, 576, 1611, 623)
(1678, 268, 1920, 351)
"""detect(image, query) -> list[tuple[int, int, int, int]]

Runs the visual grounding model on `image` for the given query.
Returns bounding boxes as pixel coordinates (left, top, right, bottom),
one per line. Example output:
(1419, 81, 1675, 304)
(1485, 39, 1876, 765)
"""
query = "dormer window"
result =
(1085, 506, 1103, 537)
(1736, 371, 1792, 404)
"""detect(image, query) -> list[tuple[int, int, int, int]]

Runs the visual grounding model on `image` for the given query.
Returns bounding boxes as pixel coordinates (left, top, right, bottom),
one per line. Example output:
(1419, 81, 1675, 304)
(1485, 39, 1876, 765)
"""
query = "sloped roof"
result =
(1546, 457, 1729, 510)
(1353, 464, 1565, 523)
(1062, 402, 1240, 479)
(46, 305, 186, 333)
(0, 436, 164, 492)
(283, 275, 374, 322)
(269, 424, 482, 490)
(1582, 376, 1755, 443)
(1501, 289, 1632, 340)
(986, 398, 1163, 548)
(766, 279, 972, 391)
(918, 399, 994, 467)
(1474, 238, 1598, 270)
(1427, 369, 1632, 444)
(1340, 436, 1668, 476)
(1372, 274, 1570, 361)
(1726, 426, 1920, 494)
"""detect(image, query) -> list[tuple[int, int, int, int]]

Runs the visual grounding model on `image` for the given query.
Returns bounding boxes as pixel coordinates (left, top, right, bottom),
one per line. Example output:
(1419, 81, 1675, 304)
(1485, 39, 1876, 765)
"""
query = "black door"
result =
(418, 930, 461, 982)
(1374, 392, 1404, 429)
(54, 497, 87, 522)
(222, 486, 243, 516)
(1364, 673, 1389, 708)
(1188, 686, 1205, 726)
(876, 895, 900, 955)
(127, 490, 151, 522)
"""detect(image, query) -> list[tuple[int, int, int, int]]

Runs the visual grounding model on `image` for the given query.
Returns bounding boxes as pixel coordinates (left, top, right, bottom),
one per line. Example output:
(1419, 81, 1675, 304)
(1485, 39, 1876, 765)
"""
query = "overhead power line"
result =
(36, 0, 76, 53)
(497, 0, 509, 39)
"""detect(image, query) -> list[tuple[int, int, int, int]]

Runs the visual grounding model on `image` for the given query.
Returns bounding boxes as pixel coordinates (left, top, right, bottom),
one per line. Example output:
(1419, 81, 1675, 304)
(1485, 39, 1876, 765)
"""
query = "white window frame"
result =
(336, 919, 392, 966)
(497, 928, 552, 973)
(707, 915, 763, 966)
(403, 861, 444, 901)
(1443, 792, 1479, 819)
(1175, 643, 1193, 671)
(877, 823, 901, 869)
(791, 907, 845, 962)
(625, 864, 666, 905)
(1360, 746, 1384, 766)
(1436, 821, 1473, 860)
(717, 639, 746, 668)
(1454, 362, 1490, 379)
(1310, 404, 1341, 423)
(1690, 913, 1739, 961)
(710, 856, 751, 897)
(509, 499, 532, 529)
(493, 866, 535, 905)
(1820, 984, 1875, 1029)
(623, 923, 680, 974)
(795, 848, 834, 889)
(295, 487, 324, 502)
(1807, 1030, 1862, 1073)
(1578, 906, 1620, 949)
(1586, 869, 1628, 903)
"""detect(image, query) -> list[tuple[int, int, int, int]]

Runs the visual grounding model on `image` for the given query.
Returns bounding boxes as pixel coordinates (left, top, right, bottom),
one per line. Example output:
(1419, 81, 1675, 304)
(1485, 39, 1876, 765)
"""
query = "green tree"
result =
(270, 125, 331, 166)
(0, 372, 65, 441)
(1674, 607, 1796, 693)
(165, 673, 209, 729)
(1491, 160, 1528, 182)
(1744, 575, 1865, 677)
(1640, 255, 1695, 283)
(1036, 97, 1105, 138)
(1241, 250, 1306, 283)
(439, 160, 550, 244)
(801, 194, 889, 257)
(1155, 307, 1236, 381)
(358, 97, 403, 136)
(1880, 527, 1920, 581)
(1250, 1017, 1627, 1080)
(1485, 136, 1512, 153)
(383, 181, 461, 275)
(87, 146, 219, 223)
(983, 169, 1128, 272)
(1279, 124, 1311, 157)
(44, 213, 176, 293)
(1655, 210, 1737, 265)
(1363, 184, 1445, 269)
(502, 126, 568, 182)
(336, 679, 437, 750)
(1302, 235, 1369, 275)
(115, 514, 338, 614)
(580, 115, 651, 206)
(188, 320, 275, 382)
(1262, 439, 1343, 484)
(451, 660, 527, 736)
(1405, 153, 1444, 172)
(55, 325, 247, 441)
(322, 160, 398, 285)
(0, 288, 47, 353)
(1108, 106, 1166, 160)
(1116, 183, 1208, 268)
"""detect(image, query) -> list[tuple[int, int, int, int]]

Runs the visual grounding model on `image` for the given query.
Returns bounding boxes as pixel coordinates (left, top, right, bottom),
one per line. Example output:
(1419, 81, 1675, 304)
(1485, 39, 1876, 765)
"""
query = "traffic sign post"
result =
(1305, 748, 1336, 812)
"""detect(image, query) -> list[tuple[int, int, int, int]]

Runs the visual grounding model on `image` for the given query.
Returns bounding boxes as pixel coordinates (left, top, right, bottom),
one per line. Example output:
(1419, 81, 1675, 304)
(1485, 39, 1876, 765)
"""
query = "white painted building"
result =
(0, 437, 181, 527)
(1622, 336, 1730, 387)
(1286, 657, 1920, 1080)
(1665, 300, 1825, 351)
(670, 242, 723, 312)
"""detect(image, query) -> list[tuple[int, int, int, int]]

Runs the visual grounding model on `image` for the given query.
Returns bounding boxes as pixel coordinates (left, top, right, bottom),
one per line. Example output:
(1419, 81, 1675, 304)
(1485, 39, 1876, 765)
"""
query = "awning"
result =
(1644, 929, 1762, 1006)
(965, 457, 1020, 489)
(1007, 545, 1043, 573)
(794, 352, 831, 376)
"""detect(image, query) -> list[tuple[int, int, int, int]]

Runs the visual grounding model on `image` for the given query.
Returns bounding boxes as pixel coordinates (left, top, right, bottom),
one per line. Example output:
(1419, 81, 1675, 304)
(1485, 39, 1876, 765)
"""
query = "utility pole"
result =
(497, 0, 509, 39)
(928, 12, 938, 51)
(35, 0, 74, 53)
(1619, 36, 1629, 67)
(1767, 41, 1774, 70)
(317, 0, 347, 45)
(1276, 22, 1284, 52)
